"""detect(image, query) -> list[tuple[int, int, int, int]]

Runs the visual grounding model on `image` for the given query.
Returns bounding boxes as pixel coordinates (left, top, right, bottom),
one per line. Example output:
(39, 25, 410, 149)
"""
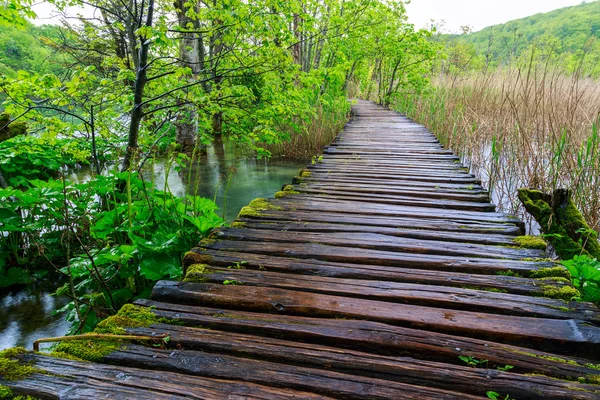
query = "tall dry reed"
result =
(394, 65, 600, 231)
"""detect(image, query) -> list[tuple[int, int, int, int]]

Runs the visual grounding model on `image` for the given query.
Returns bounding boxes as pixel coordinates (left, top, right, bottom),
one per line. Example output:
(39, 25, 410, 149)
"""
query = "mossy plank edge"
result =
(43, 305, 167, 363)
(513, 235, 548, 250)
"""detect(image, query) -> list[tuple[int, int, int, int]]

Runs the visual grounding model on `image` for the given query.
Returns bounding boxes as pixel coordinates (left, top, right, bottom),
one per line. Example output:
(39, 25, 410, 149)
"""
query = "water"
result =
(1, 139, 308, 350)
(0, 283, 71, 350)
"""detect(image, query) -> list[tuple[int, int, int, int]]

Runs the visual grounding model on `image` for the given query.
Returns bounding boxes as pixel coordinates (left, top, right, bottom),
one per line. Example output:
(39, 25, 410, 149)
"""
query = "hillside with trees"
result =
(442, 0, 600, 74)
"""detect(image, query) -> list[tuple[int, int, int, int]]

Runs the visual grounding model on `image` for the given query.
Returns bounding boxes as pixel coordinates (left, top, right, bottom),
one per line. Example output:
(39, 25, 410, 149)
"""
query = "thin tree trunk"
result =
(121, 0, 154, 172)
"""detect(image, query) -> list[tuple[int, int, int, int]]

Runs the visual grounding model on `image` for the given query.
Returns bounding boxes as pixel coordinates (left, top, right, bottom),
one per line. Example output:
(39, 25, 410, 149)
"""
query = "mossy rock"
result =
(513, 235, 547, 250)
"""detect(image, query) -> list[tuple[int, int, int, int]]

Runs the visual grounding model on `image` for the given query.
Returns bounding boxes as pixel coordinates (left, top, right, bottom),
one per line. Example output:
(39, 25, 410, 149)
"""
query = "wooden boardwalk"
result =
(4, 100, 600, 399)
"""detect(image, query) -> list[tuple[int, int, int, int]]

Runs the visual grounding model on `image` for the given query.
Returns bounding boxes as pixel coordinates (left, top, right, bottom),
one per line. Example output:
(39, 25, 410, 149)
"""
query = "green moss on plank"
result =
(0, 385, 37, 400)
(495, 270, 522, 277)
(538, 277, 570, 284)
(529, 266, 571, 279)
(0, 348, 42, 382)
(275, 190, 300, 199)
(184, 263, 213, 283)
(513, 235, 547, 250)
(231, 221, 247, 228)
(238, 198, 283, 218)
(238, 206, 261, 218)
(299, 169, 312, 178)
(182, 252, 213, 267)
(52, 305, 163, 362)
(541, 285, 580, 301)
(248, 198, 283, 211)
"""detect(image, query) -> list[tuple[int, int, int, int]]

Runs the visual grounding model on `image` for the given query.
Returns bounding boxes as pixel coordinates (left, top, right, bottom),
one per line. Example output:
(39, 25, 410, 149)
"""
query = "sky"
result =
(32, 0, 593, 31)
(405, 0, 591, 33)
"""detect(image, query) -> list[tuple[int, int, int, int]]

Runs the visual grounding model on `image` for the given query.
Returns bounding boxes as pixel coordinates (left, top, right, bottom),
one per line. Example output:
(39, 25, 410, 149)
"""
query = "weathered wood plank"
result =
(210, 227, 543, 260)
(236, 220, 516, 245)
(136, 299, 600, 376)
(236, 210, 523, 235)
(191, 267, 598, 321)
(2, 354, 329, 400)
(104, 345, 479, 400)
(123, 324, 599, 400)
(187, 249, 567, 295)
(278, 191, 496, 211)
(193, 241, 553, 274)
(151, 281, 600, 355)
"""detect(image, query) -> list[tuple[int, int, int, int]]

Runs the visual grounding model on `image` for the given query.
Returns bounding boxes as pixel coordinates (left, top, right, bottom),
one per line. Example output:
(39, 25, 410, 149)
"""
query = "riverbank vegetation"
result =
(388, 1, 600, 303)
(1, 0, 437, 332)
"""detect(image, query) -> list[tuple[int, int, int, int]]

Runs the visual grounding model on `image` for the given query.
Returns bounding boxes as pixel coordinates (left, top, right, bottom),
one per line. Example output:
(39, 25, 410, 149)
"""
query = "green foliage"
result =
(0, 170, 222, 331)
(0, 0, 438, 337)
(443, 1, 600, 76)
(486, 392, 515, 400)
(561, 255, 600, 303)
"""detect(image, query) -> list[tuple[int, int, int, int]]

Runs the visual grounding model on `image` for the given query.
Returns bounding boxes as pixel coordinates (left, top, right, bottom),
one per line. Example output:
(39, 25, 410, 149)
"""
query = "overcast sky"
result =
(405, 0, 591, 33)
(32, 0, 592, 31)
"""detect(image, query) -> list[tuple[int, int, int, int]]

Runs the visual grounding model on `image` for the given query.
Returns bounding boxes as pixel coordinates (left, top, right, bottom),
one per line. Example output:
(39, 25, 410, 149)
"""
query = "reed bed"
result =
(263, 98, 351, 159)
(393, 66, 600, 231)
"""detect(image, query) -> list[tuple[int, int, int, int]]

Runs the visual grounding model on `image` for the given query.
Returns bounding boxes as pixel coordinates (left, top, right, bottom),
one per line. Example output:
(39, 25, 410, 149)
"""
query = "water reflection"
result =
(0, 283, 71, 350)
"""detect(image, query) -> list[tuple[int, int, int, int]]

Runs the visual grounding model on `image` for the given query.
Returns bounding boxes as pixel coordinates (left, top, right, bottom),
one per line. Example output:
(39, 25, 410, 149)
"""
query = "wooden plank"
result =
(124, 324, 600, 400)
(3, 354, 328, 400)
(236, 220, 517, 246)
(193, 240, 553, 274)
(280, 191, 496, 211)
(209, 228, 545, 260)
(151, 281, 600, 355)
(236, 210, 523, 235)
(194, 267, 598, 321)
(295, 184, 490, 202)
(104, 345, 478, 400)
(137, 299, 600, 376)
(270, 197, 523, 227)
(188, 249, 567, 295)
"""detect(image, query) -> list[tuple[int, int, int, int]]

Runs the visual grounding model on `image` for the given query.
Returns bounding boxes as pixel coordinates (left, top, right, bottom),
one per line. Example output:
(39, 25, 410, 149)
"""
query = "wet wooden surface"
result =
(5, 100, 600, 399)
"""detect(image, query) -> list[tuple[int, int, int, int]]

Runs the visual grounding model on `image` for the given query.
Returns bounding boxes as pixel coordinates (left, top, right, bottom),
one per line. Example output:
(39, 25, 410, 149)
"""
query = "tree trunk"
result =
(174, 0, 202, 152)
(121, 0, 154, 172)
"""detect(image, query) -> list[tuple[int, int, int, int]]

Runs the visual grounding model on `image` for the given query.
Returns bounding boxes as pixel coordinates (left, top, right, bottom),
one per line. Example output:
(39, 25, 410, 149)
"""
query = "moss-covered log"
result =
(518, 188, 600, 260)
(0, 113, 27, 143)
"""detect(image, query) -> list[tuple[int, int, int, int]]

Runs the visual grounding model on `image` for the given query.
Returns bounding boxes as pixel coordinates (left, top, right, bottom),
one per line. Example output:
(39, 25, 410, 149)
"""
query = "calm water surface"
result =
(1, 141, 308, 350)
